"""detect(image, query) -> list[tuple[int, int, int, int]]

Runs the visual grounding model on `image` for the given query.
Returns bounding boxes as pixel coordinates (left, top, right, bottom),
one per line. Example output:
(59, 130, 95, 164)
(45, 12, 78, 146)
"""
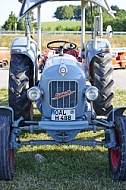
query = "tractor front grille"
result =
(49, 81, 78, 108)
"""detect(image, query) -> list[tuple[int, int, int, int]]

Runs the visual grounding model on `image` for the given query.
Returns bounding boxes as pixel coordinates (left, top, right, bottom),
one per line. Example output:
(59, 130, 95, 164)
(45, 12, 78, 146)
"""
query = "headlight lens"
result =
(85, 86, 99, 101)
(27, 86, 41, 102)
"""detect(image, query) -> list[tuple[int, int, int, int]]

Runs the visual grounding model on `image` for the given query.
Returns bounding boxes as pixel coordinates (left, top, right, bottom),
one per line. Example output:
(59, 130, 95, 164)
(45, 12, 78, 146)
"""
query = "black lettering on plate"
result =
(55, 116, 59, 120)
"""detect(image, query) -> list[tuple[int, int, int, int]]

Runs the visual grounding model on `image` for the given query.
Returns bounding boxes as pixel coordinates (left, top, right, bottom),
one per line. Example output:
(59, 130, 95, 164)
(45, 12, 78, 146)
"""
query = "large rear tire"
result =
(9, 54, 34, 120)
(109, 116, 126, 181)
(0, 116, 14, 180)
(90, 53, 114, 116)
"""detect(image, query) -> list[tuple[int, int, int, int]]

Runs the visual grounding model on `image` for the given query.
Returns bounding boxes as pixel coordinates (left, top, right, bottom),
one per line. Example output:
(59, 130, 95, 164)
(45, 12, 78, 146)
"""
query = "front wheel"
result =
(0, 116, 14, 180)
(109, 116, 126, 181)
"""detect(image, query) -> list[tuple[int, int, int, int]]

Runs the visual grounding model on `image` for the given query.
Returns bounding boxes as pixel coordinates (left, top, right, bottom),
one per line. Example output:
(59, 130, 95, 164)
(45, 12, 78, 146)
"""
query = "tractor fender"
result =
(86, 49, 101, 66)
(0, 106, 14, 123)
(107, 106, 126, 122)
(10, 37, 37, 66)
(85, 38, 111, 66)
(10, 37, 39, 85)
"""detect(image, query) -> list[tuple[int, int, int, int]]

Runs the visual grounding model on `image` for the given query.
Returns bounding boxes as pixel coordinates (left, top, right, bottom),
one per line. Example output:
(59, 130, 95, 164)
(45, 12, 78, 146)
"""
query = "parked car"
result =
(0, 47, 10, 67)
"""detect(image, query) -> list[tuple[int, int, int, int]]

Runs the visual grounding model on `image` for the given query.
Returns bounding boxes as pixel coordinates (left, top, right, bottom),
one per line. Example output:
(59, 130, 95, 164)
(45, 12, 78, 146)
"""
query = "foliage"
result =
(2, 11, 25, 31)
(17, 18, 25, 31)
(51, 4, 126, 31)
(73, 5, 81, 20)
(2, 3, 125, 32)
(2, 12, 17, 30)
(2, 4, 126, 32)
(2, 11, 35, 31)
(54, 5, 82, 20)
(54, 6, 74, 20)
(53, 4, 126, 32)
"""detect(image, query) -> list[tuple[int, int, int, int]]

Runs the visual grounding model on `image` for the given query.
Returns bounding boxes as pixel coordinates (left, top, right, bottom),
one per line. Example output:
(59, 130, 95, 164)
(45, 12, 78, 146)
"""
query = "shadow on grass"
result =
(1, 146, 126, 190)
(14, 145, 110, 181)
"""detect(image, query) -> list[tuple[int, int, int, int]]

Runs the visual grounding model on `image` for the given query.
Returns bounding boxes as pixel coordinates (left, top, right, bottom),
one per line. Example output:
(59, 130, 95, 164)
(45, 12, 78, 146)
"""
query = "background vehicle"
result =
(0, 0, 126, 181)
(111, 48, 126, 69)
(0, 47, 10, 67)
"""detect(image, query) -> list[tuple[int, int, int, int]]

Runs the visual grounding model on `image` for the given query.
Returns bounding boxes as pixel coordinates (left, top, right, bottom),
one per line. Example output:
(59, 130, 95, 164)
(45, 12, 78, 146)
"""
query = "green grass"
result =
(0, 88, 8, 106)
(42, 20, 81, 31)
(0, 88, 126, 189)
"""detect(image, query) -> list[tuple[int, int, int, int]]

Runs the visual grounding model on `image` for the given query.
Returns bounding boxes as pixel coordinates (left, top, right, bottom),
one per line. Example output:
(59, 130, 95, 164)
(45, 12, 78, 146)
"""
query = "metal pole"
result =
(25, 14, 30, 50)
(81, 0, 85, 51)
(99, 7, 103, 37)
(81, 0, 88, 58)
(37, 5, 41, 53)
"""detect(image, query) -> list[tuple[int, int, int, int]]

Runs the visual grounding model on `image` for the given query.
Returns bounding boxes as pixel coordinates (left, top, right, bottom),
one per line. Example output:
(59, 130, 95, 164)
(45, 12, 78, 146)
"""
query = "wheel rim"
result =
(3, 61, 7, 66)
(110, 130, 120, 169)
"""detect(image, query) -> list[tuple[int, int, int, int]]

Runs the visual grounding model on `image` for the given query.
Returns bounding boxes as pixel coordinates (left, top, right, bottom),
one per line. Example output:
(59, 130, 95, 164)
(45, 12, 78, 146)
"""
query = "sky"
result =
(0, 0, 125, 25)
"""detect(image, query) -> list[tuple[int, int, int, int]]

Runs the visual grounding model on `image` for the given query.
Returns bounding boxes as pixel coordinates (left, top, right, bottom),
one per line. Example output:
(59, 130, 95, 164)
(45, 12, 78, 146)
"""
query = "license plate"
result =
(51, 109, 75, 121)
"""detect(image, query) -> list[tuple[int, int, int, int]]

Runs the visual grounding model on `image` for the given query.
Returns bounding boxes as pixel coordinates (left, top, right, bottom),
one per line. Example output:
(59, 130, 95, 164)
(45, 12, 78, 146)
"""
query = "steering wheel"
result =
(47, 40, 77, 51)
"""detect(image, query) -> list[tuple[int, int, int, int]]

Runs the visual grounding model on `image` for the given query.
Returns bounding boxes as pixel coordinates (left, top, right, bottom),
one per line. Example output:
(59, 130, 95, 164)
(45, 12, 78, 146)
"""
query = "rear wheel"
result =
(3, 60, 8, 67)
(109, 116, 126, 181)
(90, 53, 114, 116)
(0, 116, 14, 180)
(9, 54, 34, 120)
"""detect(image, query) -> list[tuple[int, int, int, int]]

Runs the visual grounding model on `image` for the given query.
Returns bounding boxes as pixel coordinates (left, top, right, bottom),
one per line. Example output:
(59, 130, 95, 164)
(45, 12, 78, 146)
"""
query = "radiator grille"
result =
(49, 81, 78, 108)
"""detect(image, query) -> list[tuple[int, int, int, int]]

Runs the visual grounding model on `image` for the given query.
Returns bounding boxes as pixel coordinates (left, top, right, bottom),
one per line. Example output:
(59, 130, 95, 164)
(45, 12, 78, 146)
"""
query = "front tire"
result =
(109, 116, 126, 181)
(0, 116, 14, 180)
(90, 53, 114, 116)
(9, 54, 34, 120)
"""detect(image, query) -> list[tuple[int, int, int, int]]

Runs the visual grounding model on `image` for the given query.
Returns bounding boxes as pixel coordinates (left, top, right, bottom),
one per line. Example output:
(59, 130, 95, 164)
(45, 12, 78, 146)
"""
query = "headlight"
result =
(85, 86, 98, 101)
(27, 86, 41, 102)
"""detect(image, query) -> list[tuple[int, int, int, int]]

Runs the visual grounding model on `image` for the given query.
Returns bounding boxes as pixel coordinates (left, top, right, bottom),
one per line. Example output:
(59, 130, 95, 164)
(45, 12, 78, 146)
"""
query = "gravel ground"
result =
(112, 69, 126, 90)
(0, 68, 9, 88)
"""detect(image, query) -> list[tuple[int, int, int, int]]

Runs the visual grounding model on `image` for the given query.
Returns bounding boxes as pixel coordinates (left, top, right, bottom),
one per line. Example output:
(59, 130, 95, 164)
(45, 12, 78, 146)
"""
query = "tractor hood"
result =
(43, 53, 82, 72)
(41, 53, 84, 81)
(18, 0, 115, 20)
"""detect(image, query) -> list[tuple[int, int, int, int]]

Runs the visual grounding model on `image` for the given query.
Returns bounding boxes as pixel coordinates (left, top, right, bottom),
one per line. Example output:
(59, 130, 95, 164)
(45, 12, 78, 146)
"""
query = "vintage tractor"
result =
(0, 0, 126, 181)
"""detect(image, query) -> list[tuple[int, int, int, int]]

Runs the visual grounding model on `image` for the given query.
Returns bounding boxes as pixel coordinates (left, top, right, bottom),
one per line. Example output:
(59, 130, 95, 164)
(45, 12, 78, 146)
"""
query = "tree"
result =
(53, 4, 126, 31)
(73, 5, 81, 20)
(111, 5, 120, 12)
(2, 12, 17, 30)
(2, 11, 31, 31)
(17, 18, 25, 31)
(54, 6, 73, 20)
